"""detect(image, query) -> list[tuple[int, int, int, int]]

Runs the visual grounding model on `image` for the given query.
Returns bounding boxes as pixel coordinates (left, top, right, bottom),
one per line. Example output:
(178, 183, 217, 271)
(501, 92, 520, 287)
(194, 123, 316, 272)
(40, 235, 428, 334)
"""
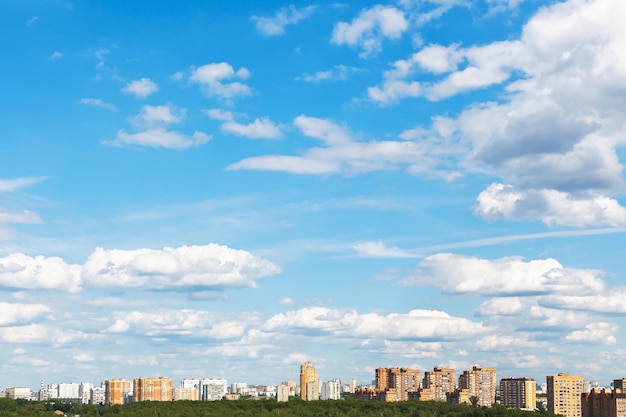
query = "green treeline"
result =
(0, 397, 555, 417)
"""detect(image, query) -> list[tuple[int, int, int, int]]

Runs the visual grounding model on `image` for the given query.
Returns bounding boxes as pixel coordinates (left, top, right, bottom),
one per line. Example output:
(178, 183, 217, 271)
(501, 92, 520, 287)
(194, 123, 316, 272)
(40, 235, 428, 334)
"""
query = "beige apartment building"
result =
(500, 377, 536, 410)
(376, 367, 421, 402)
(421, 366, 456, 402)
(459, 366, 497, 407)
(547, 373, 584, 417)
(104, 379, 132, 405)
(299, 361, 318, 401)
(133, 377, 173, 402)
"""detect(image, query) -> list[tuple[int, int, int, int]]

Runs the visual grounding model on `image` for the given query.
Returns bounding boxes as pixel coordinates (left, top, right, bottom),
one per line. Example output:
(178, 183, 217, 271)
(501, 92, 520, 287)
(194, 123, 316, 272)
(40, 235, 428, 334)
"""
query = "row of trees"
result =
(0, 397, 556, 417)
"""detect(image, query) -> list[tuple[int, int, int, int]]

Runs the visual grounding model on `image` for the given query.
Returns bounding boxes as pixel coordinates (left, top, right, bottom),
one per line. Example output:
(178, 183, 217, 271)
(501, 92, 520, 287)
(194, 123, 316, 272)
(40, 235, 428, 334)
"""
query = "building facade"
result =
(104, 379, 132, 405)
(321, 379, 341, 400)
(199, 378, 227, 401)
(300, 361, 319, 401)
(581, 381, 626, 417)
(133, 377, 173, 402)
(459, 366, 497, 407)
(500, 377, 536, 410)
(422, 367, 456, 402)
(547, 373, 584, 417)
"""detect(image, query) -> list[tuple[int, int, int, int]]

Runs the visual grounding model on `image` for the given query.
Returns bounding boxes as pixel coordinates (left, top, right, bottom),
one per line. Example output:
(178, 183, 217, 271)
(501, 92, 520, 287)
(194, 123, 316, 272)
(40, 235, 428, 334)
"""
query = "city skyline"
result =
(2, 0, 626, 389)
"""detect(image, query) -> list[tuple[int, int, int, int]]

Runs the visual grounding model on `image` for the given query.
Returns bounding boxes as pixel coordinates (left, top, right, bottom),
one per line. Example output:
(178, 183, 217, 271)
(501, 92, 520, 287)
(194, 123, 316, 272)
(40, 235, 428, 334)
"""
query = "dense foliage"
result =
(0, 398, 555, 417)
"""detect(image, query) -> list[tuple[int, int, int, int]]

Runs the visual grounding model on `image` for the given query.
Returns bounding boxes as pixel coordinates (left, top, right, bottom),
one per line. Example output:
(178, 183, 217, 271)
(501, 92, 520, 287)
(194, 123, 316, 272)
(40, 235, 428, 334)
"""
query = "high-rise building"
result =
(547, 373, 584, 417)
(133, 377, 173, 402)
(105, 379, 132, 405)
(459, 366, 497, 407)
(321, 379, 341, 400)
(582, 387, 626, 417)
(500, 377, 536, 410)
(277, 384, 290, 402)
(422, 367, 456, 402)
(300, 361, 319, 401)
(375, 367, 421, 402)
(90, 386, 106, 405)
(199, 378, 227, 401)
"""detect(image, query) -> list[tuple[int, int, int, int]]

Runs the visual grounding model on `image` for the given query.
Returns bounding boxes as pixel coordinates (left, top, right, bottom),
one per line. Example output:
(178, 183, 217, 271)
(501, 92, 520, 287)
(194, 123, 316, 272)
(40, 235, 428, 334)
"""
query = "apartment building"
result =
(581, 380, 626, 417)
(374, 367, 421, 402)
(133, 377, 172, 402)
(300, 361, 319, 401)
(500, 377, 536, 410)
(547, 373, 584, 417)
(104, 379, 132, 405)
(459, 365, 497, 407)
(421, 367, 456, 402)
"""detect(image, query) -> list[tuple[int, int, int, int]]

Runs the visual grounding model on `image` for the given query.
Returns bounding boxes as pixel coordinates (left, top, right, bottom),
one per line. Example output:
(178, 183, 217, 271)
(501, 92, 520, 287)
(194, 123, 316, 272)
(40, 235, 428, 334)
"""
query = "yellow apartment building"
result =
(547, 373, 584, 417)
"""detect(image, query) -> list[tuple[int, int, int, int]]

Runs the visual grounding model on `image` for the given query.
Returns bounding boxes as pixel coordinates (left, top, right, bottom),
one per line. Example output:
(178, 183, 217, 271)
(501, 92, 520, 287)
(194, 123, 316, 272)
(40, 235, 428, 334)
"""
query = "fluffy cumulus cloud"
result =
(565, 322, 617, 345)
(0, 253, 82, 292)
(0, 302, 50, 325)
(121, 78, 159, 98)
(368, 0, 626, 226)
(229, 115, 460, 179)
(402, 253, 606, 296)
(206, 109, 283, 139)
(0, 324, 91, 345)
(189, 62, 251, 99)
(106, 104, 210, 150)
(81, 244, 281, 291)
(264, 307, 487, 340)
(130, 104, 185, 127)
(474, 183, 626, 227)
(104, 309, 253, 340)
(252, 5, 317, 36)
(332, 5, 408, 58)
(540, 288, 626, 314)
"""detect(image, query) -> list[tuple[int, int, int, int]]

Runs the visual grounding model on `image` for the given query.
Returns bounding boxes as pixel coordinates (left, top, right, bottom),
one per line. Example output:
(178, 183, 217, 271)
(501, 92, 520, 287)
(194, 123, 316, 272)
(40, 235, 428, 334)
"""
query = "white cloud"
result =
(475, 183, 626, 227)
(81, 244, 281, 291)
(368, 0, 626, 225)
(297, 65, 364, 83)
(229, 115, 464, 179)
(350, 241, 417, 258)
(402, 253, 606, 296)
(189, 63, 251, 99)
(264, 307, 487, 340)
(278, 297, 294, 305)
(107, 128, 211, 150)
(0, 323, 90, 345)
(130, 104, 185, 127)
(0, 177, 47, 192)
(222, 118, 283, 140)
(50, 51, 63, 59)
(26, 16, 38, 26)
(540, 288, 626, 314)
(332, 5, 408, 58)
(207, 108, 284, 141)
(79, 97, 117, 111)
(206, 108, 235, 121)
(0, 253, 81, 292)
(0, 302, 50, 325)
(0, 208, 42, 224)
(565, 322, 617, 345)
(122, 78, 159, 98)
(105, 309, 254, 340)
(252, 5, 317, 36)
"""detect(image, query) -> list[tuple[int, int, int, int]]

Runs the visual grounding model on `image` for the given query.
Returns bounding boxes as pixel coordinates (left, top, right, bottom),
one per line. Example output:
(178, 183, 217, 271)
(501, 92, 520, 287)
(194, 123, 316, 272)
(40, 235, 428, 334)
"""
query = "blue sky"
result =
(2, 0, 626, 390)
